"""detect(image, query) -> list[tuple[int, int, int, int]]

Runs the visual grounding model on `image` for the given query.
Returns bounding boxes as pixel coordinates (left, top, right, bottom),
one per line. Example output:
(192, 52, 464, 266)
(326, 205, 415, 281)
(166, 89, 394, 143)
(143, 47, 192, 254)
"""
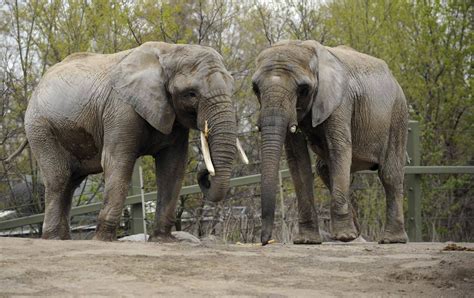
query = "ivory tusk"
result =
(204, 120, 209, 138)
(236, 138, 249, 165)
(200, 130, 215, 176)
(290, 125, 297, 133)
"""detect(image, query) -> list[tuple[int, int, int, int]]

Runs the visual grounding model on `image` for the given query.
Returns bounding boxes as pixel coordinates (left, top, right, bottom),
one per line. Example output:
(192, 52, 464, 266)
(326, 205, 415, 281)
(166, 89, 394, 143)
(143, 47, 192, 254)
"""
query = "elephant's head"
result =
(252, 40, 346, 244)
(112, 42, 247, 202)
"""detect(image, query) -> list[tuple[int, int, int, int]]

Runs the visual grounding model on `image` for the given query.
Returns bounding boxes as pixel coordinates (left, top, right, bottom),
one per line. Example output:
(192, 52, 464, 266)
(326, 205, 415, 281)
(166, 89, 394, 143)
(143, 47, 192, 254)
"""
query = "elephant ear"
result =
(111, 45, 175, 135)
(304, 41, 347, 127)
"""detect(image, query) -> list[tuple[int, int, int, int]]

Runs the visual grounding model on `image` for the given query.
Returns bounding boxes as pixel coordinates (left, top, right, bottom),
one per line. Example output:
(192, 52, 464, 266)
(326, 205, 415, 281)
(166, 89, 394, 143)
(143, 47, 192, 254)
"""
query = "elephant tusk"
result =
(236, 138, 249, 165)
(204, 120, 209, 138)
(200, 129, 215, 177)
(290, 125, 297, 133)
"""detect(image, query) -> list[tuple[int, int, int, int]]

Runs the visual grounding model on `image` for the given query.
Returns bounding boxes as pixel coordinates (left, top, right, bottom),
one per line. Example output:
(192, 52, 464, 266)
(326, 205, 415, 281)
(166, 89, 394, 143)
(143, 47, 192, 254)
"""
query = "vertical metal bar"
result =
(138, 165, 148, 241)
(278, 170, 287, 243)
(406, 121, 422, 242)
(129, 159, 144, 235)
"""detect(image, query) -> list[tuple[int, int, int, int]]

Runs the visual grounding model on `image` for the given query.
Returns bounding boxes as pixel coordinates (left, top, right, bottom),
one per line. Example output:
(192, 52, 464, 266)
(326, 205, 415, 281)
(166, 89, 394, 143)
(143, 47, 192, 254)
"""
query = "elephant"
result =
(1, 181, 45, 217)
(24, 41, 248, 241)
(252, 40, 408, 245)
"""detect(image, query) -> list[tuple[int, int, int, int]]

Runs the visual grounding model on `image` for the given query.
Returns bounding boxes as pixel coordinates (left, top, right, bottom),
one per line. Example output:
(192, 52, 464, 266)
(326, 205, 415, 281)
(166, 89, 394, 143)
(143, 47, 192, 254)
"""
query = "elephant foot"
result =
(94, 220, 117, 241)
(293, 234, 322, 245)
(331, 215, 358, 242)
(379, 228, 408, 244)
(293, 223, 322, 245)
(41, 233, 71, 240)
(92, 233, 115, 241)
(42, 227, 71, 240)
(149, 232, 178, 243)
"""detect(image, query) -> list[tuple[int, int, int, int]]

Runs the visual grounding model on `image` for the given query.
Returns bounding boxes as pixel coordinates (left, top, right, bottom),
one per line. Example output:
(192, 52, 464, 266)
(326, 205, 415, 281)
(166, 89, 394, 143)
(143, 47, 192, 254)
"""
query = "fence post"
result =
(406, 121, 422, 242)
(278, 170, 288, 243)
(129, 159, 144, 234)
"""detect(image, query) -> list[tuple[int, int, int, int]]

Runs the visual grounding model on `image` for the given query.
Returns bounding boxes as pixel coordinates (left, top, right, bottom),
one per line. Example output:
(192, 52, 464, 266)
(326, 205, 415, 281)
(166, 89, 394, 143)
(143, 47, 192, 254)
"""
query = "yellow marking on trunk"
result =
(204, 120, 209, 138)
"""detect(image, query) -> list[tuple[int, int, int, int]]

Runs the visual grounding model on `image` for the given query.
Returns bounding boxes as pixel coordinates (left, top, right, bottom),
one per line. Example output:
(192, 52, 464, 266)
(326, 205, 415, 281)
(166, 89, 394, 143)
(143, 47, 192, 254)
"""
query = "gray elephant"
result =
(1, 181, 45, 217)
(24, 41, 247, 241)
(252, 40, 408, 245)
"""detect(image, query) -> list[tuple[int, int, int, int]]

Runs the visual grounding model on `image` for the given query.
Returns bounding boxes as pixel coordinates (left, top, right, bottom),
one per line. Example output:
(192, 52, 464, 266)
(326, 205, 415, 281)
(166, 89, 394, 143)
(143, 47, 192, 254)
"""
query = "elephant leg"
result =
(149, 130, 189, 242)
(317, 159, 361, 236)
(94, 151, 136, 241)
(94, 125, 141, 241)
(285, 133, 321, 244)
(41, 172, 77, 240)
(325, 128, 358, 242)
(378, 128, 408, 244)
(27, 125, 81, 240)
(94, 154, 136, 241)
(378, 170, 407, 244)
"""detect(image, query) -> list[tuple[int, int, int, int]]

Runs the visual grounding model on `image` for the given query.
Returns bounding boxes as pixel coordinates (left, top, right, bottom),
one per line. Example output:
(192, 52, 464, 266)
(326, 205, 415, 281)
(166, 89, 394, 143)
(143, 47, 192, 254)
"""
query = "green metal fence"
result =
(1, 121, 473, 241)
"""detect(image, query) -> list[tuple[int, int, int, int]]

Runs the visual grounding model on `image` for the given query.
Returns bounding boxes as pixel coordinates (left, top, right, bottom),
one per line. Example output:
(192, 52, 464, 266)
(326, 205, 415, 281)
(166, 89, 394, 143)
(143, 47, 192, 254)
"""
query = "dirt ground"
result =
(0, 238, 473, 297)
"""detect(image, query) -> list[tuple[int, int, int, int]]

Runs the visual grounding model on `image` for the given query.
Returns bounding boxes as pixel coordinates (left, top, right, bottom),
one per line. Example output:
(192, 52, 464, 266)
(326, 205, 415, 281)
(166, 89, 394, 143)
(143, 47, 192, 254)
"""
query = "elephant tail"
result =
(2, 139, 29, 163)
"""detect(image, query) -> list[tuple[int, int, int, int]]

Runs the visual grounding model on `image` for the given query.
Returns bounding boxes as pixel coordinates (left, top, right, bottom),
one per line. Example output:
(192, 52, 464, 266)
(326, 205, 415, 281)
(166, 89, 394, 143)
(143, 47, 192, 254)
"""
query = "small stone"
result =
(171, 231, 201, 244)
(118, 233, 149, 242)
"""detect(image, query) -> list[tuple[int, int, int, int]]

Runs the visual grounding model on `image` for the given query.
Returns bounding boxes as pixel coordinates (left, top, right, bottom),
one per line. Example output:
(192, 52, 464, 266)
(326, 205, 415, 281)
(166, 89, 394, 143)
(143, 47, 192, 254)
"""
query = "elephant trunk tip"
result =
(197, 167, 231, 203)
(261, 228, 273, 246)
(260, 218, 274, 246)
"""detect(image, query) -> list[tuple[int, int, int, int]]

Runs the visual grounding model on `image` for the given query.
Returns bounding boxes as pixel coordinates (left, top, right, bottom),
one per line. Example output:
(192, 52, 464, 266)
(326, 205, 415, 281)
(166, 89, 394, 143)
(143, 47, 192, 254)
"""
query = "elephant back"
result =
(328, 46, 390, 77)
(28, 50, 131, 128)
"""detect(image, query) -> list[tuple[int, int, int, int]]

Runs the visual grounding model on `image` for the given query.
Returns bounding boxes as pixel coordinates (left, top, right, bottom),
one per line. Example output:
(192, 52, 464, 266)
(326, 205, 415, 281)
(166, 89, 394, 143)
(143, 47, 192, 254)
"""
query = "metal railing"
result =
(1, 121, 473, 241)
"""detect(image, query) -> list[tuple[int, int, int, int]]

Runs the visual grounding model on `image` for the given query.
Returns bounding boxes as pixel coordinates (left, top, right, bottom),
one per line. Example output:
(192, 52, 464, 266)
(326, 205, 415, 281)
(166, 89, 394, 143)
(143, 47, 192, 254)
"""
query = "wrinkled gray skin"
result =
(252, 40, 408, 245)
(25, 42, 237, 241)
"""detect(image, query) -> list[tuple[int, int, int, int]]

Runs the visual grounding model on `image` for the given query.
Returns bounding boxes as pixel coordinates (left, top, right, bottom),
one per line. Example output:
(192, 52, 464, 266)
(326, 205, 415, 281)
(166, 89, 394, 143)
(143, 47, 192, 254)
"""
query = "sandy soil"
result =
(0, 238, 473, 297)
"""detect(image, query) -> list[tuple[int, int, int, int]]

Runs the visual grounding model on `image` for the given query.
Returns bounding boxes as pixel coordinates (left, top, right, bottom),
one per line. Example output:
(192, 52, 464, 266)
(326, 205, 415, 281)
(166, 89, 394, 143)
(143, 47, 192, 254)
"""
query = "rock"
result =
(352, 235, 367, 243)
(171, 231, 201, 244)
(119, 233, 149, 242)
(118, 231, 200, 244)
(200, 235, 224, 245)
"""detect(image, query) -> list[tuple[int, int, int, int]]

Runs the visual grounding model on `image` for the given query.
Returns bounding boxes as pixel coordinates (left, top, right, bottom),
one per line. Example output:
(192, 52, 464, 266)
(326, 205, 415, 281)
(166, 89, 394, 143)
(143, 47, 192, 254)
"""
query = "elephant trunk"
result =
(260, 108, 289, 245)
(198, 95, 236, 202)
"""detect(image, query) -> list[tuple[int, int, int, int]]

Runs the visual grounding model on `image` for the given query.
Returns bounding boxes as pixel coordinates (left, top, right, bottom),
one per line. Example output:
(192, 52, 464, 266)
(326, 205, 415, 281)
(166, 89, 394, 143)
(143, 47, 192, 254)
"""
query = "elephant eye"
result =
(297, 84, 310, 98)
(252, 83, 260, 97)
(186, 91, 197, 98)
